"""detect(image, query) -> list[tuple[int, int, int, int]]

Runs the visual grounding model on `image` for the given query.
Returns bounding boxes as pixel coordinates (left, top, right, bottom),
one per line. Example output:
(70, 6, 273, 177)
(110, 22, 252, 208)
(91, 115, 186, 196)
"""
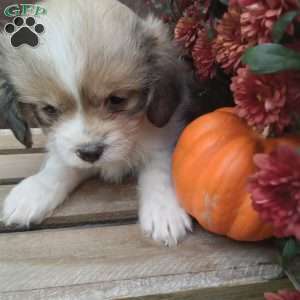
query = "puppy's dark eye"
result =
(108, 96, 127, 105)
(107, 95, 128, 113)
(42, 105, 58, 116)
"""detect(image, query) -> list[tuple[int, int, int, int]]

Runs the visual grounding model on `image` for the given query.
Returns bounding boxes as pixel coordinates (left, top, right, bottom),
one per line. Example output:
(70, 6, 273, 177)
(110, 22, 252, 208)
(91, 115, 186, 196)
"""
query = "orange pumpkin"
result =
(173, 108, 300, 241)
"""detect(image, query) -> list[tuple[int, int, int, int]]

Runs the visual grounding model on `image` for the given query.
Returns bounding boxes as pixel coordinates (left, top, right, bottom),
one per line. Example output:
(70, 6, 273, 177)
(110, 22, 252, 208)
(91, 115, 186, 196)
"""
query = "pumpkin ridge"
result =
(223, 138, 267, 239)
(197, 135, 260, 235)
(177, 108, 247, 149)
(174, 131, 231, 214)
(227, 194, 271, 241)
(173, 128, 251, 215)
(173, 111, 252, 173)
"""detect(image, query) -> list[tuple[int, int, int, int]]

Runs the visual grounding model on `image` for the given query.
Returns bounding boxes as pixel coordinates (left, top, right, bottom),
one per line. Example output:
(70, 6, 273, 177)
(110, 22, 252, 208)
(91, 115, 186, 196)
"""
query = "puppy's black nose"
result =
(76, 144, 104, 163)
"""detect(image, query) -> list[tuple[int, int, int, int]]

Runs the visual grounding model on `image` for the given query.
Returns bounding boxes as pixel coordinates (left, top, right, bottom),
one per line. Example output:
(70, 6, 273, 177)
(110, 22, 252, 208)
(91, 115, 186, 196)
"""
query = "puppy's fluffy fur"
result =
(0, 0, 193, 245)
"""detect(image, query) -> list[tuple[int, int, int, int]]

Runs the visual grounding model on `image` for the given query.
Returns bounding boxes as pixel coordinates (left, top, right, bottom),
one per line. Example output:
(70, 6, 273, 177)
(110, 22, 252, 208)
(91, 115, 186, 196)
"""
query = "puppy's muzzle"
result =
(75, 143, 105, 163)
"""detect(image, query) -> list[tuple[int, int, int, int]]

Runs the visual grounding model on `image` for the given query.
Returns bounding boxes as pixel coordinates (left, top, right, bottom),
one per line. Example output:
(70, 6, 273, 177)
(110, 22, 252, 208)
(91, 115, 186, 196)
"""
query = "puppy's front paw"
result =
(139, 195, 192, 246)
(1, 177, 57, 227)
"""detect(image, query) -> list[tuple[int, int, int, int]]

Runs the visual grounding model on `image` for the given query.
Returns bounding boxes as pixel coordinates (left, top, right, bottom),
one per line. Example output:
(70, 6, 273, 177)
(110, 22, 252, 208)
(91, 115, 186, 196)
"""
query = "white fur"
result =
(138, 149, 192, 246)
(1, 0, 192, 245)
(2, 154, 92, 226)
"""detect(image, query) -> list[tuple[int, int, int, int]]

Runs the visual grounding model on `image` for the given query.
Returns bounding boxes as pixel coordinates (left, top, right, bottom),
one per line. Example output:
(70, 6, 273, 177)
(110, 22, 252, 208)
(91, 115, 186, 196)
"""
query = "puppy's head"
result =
(0, 0, 184, 168)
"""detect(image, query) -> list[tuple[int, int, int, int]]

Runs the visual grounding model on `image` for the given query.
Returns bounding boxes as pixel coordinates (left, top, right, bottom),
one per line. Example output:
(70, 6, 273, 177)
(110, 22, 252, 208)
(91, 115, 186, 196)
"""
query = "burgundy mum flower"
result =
(249, 146, 300, 239)
(192, 29, 216, 80)
(175, 16, 201, 49)
(213, 6, 251, 73)
(231, 67, 300, 134)
(174, 0, 205, 50)
(265, 290, 300, 300)
(240, 0, 300, 43)
(229, 0, 256, 6)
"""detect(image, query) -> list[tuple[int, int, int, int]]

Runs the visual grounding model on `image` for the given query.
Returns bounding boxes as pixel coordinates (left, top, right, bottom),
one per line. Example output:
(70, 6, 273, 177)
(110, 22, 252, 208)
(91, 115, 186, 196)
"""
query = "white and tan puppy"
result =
(0, 0, 192, 245)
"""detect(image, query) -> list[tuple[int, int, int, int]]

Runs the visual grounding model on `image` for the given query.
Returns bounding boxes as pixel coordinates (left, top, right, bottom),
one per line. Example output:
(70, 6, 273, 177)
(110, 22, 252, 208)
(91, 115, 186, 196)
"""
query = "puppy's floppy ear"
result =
(0, 71, 32, 148)
(147, 63, 182, 128)
(143, 16, 184, 128)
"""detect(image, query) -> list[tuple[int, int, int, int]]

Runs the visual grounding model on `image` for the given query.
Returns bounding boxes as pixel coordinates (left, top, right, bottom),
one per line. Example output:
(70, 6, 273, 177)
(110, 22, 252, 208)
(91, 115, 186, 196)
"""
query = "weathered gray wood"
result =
(121, 279, 294, 300)
(0, 178, 138, 232)
(0, 153, 45, 182)
(1, 279, 293, 300)
(0, 130, 45, 182)
(0, 129, 45, 151)
(0, 224, 283, 299)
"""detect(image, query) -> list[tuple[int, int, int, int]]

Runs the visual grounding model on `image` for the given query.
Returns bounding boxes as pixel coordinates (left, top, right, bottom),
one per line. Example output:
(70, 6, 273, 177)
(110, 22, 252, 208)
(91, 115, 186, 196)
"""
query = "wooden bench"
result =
(0, 129, 296, 300)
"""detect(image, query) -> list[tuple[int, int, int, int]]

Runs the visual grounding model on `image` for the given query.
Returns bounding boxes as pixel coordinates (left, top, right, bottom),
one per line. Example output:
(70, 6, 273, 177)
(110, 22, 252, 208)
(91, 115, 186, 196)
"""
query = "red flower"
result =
(192, 29, 216, 80)
(240, 0, 300, 43)
(230, 0, 257, 6)
(213, 6, 252, 73)
(175, 16, 201, 49)
(249, 146, 300, 239)
(265, 290, 300, 300)
(231, 67, 300, 134)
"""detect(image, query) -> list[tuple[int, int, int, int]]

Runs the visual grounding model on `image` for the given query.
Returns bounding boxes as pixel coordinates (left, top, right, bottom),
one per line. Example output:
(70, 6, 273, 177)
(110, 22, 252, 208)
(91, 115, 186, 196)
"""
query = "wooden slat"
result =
(0, 129, 45, 183)
(0, 224, 284, 299)
(122, 279, 294, 300)
(0, 129, 45, 151)
(0, 153, 45, 183)
(0, 178, 138, 232)
(2, 281, 294, 300)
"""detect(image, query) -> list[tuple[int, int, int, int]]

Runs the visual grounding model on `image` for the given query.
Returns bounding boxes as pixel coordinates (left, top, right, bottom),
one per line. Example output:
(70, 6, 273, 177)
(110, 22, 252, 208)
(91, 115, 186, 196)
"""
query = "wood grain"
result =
(0, 130, 45, 183)
(121, 279, 294, 300)
(0, 129, 45, 152)
(1, 279, 293, 300)
(0, 224, 283, 299)
(0, 178, 139, 232)
(0, 153, 45, 182)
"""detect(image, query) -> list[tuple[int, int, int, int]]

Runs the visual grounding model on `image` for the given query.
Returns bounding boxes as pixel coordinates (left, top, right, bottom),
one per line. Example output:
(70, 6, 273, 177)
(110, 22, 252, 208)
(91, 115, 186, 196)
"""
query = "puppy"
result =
(0, 0, 192, 245)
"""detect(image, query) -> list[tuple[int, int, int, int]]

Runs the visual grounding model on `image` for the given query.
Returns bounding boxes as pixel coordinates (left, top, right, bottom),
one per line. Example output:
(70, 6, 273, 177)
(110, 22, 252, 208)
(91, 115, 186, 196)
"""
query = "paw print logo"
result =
(4, 16, 44, 48)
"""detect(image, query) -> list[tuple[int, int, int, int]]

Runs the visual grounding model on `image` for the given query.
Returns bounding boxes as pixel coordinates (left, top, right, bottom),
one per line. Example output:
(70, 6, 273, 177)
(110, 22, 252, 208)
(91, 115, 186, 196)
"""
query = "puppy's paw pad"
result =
(140, 204, 192, 247)
(2, 177, 54, 227)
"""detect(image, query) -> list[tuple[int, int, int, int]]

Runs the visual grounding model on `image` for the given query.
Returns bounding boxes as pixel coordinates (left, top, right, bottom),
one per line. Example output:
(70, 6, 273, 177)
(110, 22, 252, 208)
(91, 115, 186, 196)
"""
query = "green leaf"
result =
(272, 11, 300, 43)
(242, 43, 300, 74)
(277, 238, 299, 270)
(219, 0, 228, 5)
(276, 238, 289, 249)
(283, 238, 298, 260)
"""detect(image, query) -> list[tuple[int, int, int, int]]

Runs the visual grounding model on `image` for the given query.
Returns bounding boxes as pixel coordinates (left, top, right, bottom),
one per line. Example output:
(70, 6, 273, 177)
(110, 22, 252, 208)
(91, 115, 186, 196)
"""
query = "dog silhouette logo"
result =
(5, 16, 45, 48)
